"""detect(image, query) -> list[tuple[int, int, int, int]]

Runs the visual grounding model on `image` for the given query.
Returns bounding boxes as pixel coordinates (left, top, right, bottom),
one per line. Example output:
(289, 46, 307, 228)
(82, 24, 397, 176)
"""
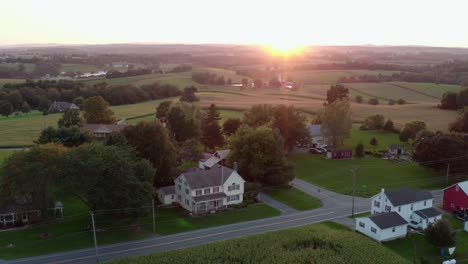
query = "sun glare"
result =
(265, 42, 306, 56)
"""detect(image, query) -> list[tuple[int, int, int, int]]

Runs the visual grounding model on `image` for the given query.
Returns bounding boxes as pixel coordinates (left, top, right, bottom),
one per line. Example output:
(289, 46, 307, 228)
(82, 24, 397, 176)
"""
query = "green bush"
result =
(368, 98, 379, 105)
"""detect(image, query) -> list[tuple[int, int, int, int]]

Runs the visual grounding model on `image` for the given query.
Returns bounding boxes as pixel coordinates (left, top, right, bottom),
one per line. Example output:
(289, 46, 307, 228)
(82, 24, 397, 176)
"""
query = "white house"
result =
(357, 188, 444, 242)
(388, 145, 404, 155)
(355, 212, 408, 242)
(157, 186, 176, 205)
(199, 149, 230, 170)
(159, 165, 245, 214)
(306, 125, 329, 145)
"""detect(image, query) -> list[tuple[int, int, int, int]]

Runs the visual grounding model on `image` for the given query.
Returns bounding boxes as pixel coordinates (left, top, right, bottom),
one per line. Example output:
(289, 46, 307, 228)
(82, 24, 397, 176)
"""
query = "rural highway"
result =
(5, 180, 442, 264)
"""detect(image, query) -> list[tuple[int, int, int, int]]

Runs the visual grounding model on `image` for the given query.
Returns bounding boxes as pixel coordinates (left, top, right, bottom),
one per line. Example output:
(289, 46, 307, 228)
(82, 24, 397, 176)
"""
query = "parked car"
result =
(309, 148, 323, 154)
(312, 143, 328, 149)
(316, 147, 327, 153)
(453, 209, 468, 221)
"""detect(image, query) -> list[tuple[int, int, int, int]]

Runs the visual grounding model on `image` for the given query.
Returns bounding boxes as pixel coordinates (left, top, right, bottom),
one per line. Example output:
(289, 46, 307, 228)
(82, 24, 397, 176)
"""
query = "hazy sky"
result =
(1, 0, 467, 48)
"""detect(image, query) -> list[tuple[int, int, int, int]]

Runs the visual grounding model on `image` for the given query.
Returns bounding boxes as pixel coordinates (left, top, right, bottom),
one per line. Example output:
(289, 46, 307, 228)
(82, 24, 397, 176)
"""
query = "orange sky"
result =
(1, 0, 468, 48)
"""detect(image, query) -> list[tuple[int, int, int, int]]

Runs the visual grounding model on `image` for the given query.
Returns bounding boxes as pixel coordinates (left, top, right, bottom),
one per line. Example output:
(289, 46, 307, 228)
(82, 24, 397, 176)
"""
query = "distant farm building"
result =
(82, 124, 125, 139)
(1, 198, 63, 229)
(443, 181, 468, 213)
(388, 145, 404, 155)
(199, 149, 230, 170)
(48, 101, 79, 113)
(307, 125, 329, 145)
(326, 148, 352, 160)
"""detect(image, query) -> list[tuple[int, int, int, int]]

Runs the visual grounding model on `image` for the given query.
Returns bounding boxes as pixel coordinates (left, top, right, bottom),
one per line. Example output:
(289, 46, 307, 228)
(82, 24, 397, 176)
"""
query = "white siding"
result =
(175, 175, 194, 212)
(410, 213, 442, 230)
(355, 217, 407, 242)
(223, 171, 245, 205)
(371, 190, 433, 222)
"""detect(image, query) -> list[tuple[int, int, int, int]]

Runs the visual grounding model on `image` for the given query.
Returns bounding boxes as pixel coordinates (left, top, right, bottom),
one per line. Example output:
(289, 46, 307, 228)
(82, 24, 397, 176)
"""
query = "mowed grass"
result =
(291, 154, 444, 197)
(60, 64, 104, 73)
(385, 215, 468, 263)
(343, 125, 410, 151)
(265, 187, 322, 210)
(0, 150, 16, 166)
(0, 199, 279, 259)
(111, 222, 410, 264)
(127, 109, 244, 125)
(0, 98, 175, 147)
(389, 82, 462, 99)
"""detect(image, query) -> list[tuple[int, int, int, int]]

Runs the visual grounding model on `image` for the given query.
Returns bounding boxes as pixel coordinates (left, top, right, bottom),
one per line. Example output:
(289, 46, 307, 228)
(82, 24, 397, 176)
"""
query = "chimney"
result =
(233, 162, 238, 172)
(381, 188, 385, 195)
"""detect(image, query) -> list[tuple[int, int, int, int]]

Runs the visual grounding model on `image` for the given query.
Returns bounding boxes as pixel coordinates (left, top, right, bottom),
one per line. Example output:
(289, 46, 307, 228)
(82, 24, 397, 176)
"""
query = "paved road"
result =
(257, 193, 298, 215)
(7, 179, 370, 264)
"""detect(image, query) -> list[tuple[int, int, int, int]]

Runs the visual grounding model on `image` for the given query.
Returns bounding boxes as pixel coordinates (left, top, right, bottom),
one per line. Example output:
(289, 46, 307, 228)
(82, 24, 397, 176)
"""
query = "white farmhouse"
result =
(158, 165, 245, 214)
(355, 212, 408, 242)
(356, 188, 444, 242)
(306, 125, 329, 145)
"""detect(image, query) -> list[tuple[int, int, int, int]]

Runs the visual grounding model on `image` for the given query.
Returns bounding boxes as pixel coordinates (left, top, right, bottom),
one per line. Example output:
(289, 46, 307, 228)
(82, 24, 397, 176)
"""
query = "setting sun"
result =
(264, 43, 306, 56)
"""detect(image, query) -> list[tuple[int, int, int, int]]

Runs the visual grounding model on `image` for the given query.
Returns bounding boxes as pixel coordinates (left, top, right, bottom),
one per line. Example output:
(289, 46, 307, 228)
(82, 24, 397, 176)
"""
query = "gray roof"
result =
(48, 101, 78, 113)
(307, 125, 322, 137)
(159, 186, 175, 195)
(389, 145, 402, 150)
(201, 149, 231, 168)
(182, 165, 235, 189)
(369, 212, 408, 229)
(193, 192, 227, 202)
(385, 188, 433, 206)
(413, 207, 443, 219)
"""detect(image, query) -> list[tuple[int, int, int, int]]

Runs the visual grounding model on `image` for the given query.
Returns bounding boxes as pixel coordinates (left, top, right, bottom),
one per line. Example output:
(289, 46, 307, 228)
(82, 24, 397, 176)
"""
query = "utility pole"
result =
(351, 168, 356, 217)
(152, 198, 156, 233)
(90, 211, 99, 263)
(446, 163, 450, 185)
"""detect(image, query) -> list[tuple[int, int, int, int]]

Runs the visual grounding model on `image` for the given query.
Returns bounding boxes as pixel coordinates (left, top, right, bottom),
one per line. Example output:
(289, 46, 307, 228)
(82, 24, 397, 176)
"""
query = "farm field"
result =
(343, 125, 410, 152)
(0, 63, 35, 73)
(0, 150, 16, 165)
(385, 215, 468, 263)
(0, 78, 25, 88)
(127, 109, 244, 125)
(60, 64, 104, 73)
(264, 187, 322, 211)
(0, 198, 279, 259)
(291, 154, 451, 197)
(284, 69, 400, 85)
(111, 222, 410, 264)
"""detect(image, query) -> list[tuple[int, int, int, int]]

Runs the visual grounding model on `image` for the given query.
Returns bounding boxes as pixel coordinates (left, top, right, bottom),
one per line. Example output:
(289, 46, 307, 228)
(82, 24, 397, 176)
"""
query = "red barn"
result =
(326, 148, 352, 160)
(443, 181, 468, 213)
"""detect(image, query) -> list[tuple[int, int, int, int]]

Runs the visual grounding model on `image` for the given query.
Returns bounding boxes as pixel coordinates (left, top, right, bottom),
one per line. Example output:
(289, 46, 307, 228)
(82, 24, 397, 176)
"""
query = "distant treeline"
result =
(292, 62, 408, 71)
(0, 80, 181, 112)
(0, 63, 60, 79)
(168, 64, 192, 73)
(192, 72, 232, 85)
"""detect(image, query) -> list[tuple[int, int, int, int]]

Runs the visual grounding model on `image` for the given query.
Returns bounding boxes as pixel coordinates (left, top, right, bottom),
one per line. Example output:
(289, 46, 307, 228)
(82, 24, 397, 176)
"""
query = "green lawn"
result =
(344, 125, 409, 152)
(112, 222, 410, 264)
(385, 215, 468, 263)
(265, 187, 322, 210)
(291, 154, 451, 197)
(0, 150, 16, 166)
(0, 199, 279, 259)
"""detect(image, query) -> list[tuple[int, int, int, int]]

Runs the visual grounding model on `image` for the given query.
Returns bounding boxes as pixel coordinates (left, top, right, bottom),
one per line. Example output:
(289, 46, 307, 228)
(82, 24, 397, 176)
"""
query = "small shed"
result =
(158, 186, 176, 205)
(326, 148, 352, 160)
(388, 145, 404, 155)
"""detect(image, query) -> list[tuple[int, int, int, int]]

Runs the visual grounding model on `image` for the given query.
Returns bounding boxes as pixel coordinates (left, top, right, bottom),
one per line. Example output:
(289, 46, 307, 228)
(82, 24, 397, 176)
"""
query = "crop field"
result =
(60, 64, 104, 73)
(0, 63, 35, 73)
(127, 109, 244, 125)
(284, 69, 400, 85)
(111, 222, 410, 264)
(389, 82, 461, 99)
(0, 78, 25, 88)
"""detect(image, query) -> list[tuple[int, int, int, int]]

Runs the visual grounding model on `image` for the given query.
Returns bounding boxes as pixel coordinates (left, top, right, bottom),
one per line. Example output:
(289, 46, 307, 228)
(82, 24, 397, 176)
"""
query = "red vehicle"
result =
(326, 148, 352, 160)
(443, 181, 468, 213)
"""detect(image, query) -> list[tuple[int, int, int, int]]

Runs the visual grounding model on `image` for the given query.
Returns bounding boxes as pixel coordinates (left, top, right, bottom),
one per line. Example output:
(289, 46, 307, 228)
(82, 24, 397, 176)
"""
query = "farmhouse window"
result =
(374, 201, 380, 207)
(213, 187, 219, 193)
(392, 227, 395, 233)
(204, 188, 211, 195)
(177, 195, 181, 201)
(228, 184, 240, 191)
(171, 194, 175, 199)
(371, 227, 377, 233)
(185, 189, 189, 195)
(196, 190, 202, 196)
(398, 207, 401, 212)
(359, 222, 365, 228)
(385, 205, 391, 212)
(185, 199, 189, 206)
(177, 185, 181, 190)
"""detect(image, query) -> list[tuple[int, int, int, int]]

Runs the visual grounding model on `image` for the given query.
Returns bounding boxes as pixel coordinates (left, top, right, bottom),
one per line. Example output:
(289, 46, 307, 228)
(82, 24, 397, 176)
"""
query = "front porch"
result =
(192, 192, 228, 214)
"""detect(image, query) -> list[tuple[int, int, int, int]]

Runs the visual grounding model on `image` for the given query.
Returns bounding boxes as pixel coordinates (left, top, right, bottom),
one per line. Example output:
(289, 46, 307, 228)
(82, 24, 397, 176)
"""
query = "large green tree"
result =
(364, 114, 385, 130)
(35, 126, 93, 147)
(156, 101, 172, 118)
(440, 91, 458, 110)
(425, 219, 456, 248)
(228, 126, 294, 185)
(123, 121, 178, 187)
(223, 118, 242, 136)
(271, 105, 310, 151)
(201, 104, 224, 151)
(82, 96, 116, 124)
(326, 84, 348, 105)
(0, 100, 13, 118)
(57, 109, 83, 128)
(61, 144, 155, 211)
(399, 121, 426, 142)
(180, 86, 200, 102)
(166, 102, 201, 142)
(243, 104, 273, 127)
(319, 99, 352, 147)
(0, 144, 67, 213)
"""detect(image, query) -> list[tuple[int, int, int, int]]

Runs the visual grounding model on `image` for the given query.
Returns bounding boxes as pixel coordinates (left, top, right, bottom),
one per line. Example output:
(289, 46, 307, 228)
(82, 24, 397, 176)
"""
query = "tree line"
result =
(0, 80, 182, 116)
(192, 72, 232, 85)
